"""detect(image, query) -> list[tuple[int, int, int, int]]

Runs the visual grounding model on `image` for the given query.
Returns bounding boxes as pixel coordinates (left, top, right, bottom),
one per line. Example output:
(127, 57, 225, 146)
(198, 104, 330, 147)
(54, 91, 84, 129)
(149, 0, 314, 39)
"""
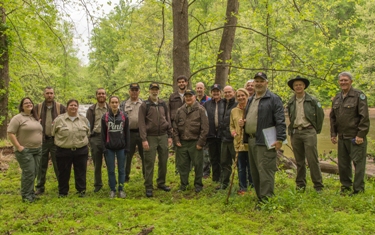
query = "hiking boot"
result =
(110, 191, 116, 199)
(119, 191, 126, 199)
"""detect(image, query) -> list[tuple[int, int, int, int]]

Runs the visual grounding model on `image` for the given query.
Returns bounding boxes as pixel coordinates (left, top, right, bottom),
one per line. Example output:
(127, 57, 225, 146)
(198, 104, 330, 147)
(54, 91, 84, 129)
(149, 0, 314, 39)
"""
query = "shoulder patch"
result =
(360, 94, 366, 100)
(317, 102, 322, 108)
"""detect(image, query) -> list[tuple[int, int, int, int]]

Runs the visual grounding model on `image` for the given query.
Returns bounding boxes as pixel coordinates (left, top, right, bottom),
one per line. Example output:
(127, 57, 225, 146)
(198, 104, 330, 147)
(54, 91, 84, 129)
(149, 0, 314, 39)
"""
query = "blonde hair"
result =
(236, 88, 249, 97)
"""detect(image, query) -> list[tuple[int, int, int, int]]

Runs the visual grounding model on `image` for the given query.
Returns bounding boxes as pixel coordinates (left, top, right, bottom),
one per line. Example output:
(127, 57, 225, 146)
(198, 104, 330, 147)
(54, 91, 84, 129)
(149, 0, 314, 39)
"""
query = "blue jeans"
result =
(237, 151, 253, 190)
(105, 149, 126, 192)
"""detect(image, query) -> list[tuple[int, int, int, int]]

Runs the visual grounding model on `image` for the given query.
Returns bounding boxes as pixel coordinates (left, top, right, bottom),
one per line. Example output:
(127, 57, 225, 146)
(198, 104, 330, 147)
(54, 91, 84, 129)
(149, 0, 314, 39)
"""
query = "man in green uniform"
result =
(173, 89, 209, 192)
(287, 76, 324, 192)
(330, 72, 370, 195)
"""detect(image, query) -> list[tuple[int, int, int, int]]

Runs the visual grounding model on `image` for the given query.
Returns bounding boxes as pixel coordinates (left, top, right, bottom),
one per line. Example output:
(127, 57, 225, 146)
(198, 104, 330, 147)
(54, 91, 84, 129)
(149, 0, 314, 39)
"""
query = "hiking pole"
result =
(226, 150, 239, 204)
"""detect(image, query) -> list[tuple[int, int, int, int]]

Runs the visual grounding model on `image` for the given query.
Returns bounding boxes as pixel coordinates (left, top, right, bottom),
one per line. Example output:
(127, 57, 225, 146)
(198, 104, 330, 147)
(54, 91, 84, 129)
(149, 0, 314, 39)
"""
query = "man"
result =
(34, 87, 66, 195)
(169, 75, 189, 174)
(203, 84, 223, 183)
(241, 72, 286, 206)
(121, 83, 144, 182)
(138, 83, 173, 197)
(286, 76, 324, 192)
(195, 82, 211, 178)
(330, 72, 370, 195)
(173, 89, 209, 193)
(86, 88, 108, 192)
(217, 86, 237, 190)
(245, 79, 255, 96)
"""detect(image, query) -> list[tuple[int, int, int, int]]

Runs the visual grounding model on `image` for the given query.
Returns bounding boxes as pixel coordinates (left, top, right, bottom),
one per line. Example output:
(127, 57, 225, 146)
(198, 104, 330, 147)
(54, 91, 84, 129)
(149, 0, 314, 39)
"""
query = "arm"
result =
(229, 110, 236, 137)
(357, 93, 370, 138)
(172, 110, 181, 146)
(315, 99, 324, 134)
(197, 108, 209, 148)
(101, 115, 107, 152)
(124, 114, 130, 152)
(8, 133, 24, 152)
(273, 96, 287, 142)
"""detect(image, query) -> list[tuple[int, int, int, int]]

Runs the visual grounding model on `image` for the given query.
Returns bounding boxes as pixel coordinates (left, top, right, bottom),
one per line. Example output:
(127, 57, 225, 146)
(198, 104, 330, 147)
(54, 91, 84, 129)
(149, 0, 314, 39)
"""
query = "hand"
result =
(238, 119, 245, 127)
(231, 131, 237, 137)
(176, 142, 182, 147)
(17, 146, 25, 152)
(355, 136, 364, 145)
(142, 141, 150, 151)
(168, 138, 173, 147)
(271, 141, 282, 150)
(331, 137, 337, 144)
(196, 145, 202, 150)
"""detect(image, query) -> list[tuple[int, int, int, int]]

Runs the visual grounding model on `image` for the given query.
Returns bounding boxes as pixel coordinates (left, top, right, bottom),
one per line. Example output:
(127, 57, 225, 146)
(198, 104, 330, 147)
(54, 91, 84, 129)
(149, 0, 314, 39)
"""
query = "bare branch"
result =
(188, 0, 197, 7)
(156, 0, 166, 74)
(110, 80, 173, 96)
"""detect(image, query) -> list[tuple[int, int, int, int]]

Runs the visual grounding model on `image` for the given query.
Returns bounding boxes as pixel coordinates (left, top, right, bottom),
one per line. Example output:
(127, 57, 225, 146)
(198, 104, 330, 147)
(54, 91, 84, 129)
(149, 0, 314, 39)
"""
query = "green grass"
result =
(1, 156, 375, 234)
(0, 138, 11, 147)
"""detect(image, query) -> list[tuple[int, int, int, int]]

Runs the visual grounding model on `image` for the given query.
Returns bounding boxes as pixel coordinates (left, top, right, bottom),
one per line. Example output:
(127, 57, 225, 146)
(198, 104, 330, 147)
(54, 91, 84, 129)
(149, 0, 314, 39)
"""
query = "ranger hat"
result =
(184, 89, 196, 96)
(149, 83, 160, 89)
(254, 72, 268, 81)
(129, 83, 140, 90)
(211, 84, 222, 91)
(287, 76, 310, 90)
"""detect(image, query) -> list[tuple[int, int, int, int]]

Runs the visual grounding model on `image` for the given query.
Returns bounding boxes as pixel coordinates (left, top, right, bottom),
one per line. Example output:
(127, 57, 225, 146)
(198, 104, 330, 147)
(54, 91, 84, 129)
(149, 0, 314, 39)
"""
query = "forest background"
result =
(1, 0, 375, 137)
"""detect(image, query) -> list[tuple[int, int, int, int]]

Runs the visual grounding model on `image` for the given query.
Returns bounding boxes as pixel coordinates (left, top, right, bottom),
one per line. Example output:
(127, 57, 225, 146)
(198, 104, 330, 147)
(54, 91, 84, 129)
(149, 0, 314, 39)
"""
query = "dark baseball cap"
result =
(254, 72, 268, 81)
(149, 83, 160, 89)
(211, 84, 222, 91)
(129, 83, 140, 90)
(184, 89, 196, 96)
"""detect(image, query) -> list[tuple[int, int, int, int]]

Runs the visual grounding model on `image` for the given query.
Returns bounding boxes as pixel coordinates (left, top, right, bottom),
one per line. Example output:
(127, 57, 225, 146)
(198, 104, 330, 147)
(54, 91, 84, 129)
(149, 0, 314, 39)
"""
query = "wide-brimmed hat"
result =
(287, 76, 310, 90)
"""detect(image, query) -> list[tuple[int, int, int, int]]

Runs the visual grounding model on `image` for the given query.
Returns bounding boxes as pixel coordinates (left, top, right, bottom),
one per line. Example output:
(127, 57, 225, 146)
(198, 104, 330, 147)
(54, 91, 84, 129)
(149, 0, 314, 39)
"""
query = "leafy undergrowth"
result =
(1, 156, 375, 234)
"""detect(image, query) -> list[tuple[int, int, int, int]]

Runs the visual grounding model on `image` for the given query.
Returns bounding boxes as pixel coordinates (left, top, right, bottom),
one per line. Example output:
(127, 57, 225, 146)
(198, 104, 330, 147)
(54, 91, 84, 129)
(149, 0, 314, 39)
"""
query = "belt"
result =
(57, 146, 87, 151)
(248, 133, 256, 139)
(294, 125, 314, 130)
(45, 136, 54, 140)
(130, 129, 139, 132)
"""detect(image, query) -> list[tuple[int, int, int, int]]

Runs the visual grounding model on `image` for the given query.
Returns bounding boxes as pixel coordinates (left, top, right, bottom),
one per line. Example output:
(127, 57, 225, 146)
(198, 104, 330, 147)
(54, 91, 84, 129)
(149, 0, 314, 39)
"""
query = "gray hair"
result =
(245, 79, 254, 87)
(338, 72, 353, 80)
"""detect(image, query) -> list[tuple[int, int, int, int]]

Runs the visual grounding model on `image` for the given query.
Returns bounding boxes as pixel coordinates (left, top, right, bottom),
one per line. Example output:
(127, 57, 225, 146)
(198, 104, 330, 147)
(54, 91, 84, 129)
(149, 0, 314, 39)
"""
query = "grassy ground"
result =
(1, 154, 375, 235)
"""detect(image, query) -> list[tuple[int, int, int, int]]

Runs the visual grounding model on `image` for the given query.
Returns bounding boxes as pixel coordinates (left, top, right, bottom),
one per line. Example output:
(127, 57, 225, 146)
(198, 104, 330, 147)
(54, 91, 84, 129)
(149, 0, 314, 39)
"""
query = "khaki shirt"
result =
(123, 98, 142, 130)
(93, 104, 107, 133)
(7, 112, 43, 148)
(52, 113, 90, 148)
(245, 97, 261, 135)
(293, 95, 311, 128)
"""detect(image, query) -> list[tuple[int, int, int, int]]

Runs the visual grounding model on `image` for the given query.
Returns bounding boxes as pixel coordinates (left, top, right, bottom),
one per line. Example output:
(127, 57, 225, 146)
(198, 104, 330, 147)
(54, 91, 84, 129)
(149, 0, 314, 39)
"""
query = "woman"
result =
(52, 99, 90, 198)
(230, 88, 253, 194)
(101, 96, 130, 199)
(8, 97, 43, 202)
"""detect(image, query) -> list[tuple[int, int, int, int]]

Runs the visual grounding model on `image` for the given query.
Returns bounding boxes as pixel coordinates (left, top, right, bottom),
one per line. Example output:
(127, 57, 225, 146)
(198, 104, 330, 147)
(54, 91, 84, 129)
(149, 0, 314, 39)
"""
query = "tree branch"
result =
(156, 0, 166, 74)
(109, 80, 173, 96)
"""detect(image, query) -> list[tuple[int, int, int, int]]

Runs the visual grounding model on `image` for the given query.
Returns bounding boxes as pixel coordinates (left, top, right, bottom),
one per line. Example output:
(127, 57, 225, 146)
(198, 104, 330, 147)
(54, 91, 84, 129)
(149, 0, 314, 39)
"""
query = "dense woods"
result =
(1, 0, 375, 138)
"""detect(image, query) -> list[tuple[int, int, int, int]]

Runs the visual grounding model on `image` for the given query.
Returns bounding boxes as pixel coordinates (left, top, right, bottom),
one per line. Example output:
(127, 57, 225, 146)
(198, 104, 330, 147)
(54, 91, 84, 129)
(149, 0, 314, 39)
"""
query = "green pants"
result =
(248, 138, 277, 201)
(36, 138, 58, 191)
(220, 142, 236, 188)
(89, 134, 104, 188)
(291, 128, 323, 190)
(176, 140, 203, 189)
(15, 147, 42, 201)
(338, 138, 367, 192)
(143, 135, 169, 190)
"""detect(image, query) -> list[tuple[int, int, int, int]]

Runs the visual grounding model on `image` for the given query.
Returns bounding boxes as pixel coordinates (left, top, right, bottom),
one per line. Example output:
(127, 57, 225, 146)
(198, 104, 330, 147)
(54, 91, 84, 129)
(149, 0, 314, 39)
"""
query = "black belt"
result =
(130, 129, 139, 132)
(45, 136, 54, 140)
(294, 125, 314, 130)
(57, 146, 87, 151)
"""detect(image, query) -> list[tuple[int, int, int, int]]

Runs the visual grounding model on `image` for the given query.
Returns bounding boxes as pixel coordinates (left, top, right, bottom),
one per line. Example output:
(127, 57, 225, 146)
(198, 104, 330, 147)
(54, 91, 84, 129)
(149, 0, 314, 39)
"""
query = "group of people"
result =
(7, 71, 369, 207)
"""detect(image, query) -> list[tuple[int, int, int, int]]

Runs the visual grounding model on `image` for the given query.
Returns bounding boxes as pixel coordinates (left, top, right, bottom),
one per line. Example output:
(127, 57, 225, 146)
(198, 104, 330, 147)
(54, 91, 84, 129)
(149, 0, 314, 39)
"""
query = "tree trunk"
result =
(172, 0, 190, 91)
(0, 7, 9, 139)
(214, 0, 239, 88)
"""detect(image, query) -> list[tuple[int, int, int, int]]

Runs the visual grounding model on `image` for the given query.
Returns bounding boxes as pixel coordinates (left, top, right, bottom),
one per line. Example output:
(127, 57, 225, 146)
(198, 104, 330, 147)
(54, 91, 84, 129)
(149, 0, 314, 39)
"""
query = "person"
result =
(101, 96, 130, 199)
(245, 79, 255, 96)
(173, 89, 209, 192)
(8, 97, 43, 202)
(230, 88, 253, 195)
(86, 88, 108, 192)
(216, 86, 237, 190)
(34, 87, 66, 195)
(240, 72, 286, 207)
(169, 75, 189, 174)
(138, 83, 173, 197)
(330, 72, 370, 195)
(203, 84, 223, 183)
(195, 82, 211, 178)
(286, 76, 324, 192)
(52, 99, 90, 198)
(121, 83, 144, 182)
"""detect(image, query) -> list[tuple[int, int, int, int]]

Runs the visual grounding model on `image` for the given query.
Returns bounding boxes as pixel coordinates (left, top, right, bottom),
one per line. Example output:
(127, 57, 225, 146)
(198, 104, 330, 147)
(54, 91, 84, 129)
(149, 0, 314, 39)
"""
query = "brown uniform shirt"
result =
(7, 112, 43, 148)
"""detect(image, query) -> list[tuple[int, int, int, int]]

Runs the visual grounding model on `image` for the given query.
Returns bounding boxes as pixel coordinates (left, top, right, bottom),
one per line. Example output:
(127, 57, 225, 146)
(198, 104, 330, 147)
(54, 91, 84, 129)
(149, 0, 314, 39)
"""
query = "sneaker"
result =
(110, 191, 116, 199)
(119, 191, 126, 199)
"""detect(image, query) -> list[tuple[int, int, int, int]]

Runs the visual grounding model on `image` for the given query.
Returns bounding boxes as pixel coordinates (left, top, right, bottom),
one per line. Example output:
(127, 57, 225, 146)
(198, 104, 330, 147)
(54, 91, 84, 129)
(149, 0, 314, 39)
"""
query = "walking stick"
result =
(226, 150, 239, 204)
